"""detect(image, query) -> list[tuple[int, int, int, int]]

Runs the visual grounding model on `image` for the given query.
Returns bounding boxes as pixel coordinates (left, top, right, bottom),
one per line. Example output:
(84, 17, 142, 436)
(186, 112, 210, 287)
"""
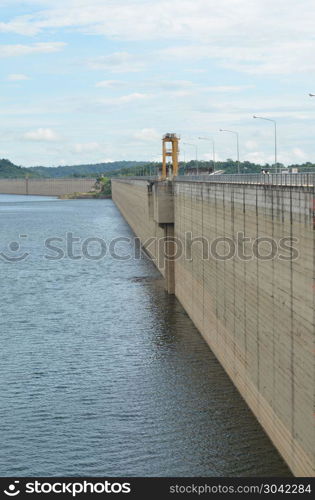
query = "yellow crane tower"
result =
(161, 133, 180, 180)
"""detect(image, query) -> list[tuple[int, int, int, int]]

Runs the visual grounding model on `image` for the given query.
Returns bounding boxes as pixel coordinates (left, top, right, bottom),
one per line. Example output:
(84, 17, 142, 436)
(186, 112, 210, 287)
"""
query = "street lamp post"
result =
(182, 149, 186, 175)
(183, 142, 198, 175)
(198, 137, 216, 173)
(253, 115, 278, 173)
(219, 129, 240, 173)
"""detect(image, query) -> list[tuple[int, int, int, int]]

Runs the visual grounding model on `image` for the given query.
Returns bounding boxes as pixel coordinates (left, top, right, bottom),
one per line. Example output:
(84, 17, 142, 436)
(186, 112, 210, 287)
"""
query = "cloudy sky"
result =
(0, 0, 315, 166)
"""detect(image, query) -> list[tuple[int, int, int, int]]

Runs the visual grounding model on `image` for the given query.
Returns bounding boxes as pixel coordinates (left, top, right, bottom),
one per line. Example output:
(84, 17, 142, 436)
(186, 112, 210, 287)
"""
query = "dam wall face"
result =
(174, 180, 314, 477)
(111, 178, 315, 476)
(111, 179, 167, 278)
(0, 178, 96, 195)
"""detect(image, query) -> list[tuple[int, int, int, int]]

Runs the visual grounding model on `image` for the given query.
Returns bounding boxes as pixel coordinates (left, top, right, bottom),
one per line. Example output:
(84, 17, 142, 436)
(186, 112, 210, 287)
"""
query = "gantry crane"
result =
(161, 133, 180, 180)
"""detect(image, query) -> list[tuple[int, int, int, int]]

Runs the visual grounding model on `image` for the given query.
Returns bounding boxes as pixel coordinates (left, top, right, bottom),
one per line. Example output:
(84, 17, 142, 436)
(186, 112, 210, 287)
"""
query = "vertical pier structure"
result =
(162, 133, 180, 179)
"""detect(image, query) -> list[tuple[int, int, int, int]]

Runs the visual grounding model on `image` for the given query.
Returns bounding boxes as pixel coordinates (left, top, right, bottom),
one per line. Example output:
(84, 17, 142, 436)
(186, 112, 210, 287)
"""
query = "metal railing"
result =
(112, 176, 158, 181)
(174, 173, 315, 187)
(112, 173, 315, 187)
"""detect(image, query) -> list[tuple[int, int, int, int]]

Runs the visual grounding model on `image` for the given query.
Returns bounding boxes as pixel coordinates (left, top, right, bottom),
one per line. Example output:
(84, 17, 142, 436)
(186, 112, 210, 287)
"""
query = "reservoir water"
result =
(0, 195, 291, 476)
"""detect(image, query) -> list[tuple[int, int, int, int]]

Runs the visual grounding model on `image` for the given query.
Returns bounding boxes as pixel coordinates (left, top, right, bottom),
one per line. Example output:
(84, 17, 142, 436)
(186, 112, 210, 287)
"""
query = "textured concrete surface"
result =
(153, 181, 174, 223)
(0, 178, 96, 195)
(112, 178, 314, 477)
(112, 179, 166, 277)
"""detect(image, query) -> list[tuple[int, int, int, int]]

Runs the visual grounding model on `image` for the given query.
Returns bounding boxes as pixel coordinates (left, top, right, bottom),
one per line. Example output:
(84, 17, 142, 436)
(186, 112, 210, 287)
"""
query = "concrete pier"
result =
(112, 176, 315, 477)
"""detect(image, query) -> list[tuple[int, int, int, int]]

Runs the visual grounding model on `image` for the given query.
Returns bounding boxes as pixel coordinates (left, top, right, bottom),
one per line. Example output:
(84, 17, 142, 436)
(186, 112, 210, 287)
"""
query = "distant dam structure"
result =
(112, 174, 315, 477)
(0, 178, 96, 196)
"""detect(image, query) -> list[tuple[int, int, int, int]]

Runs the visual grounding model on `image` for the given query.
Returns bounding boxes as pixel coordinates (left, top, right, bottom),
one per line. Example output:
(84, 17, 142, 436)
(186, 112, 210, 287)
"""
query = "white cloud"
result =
(72, 142, 102, 153)
(7, 73, 30, 81)
(1, 1, 314, 75)
(94, 93, 149, 110)
(0, 13, 41, 36)
(118, 93, 148, 104)
(95, 79, 195, 93)
(87, 52, 144, 73)
(160, 41, 315, 76)
(133, 128, 160, 142)
(0, 42, 66, 58)
(245, 140, 258, 150)
(244, 152, 269, 164)
(23, 128, 60, 141)
(292, 147, 307, 160)
(195, 93, 314, 120)
(0, 1, 261, 40)
(204, 85, 254, 93)
(219, 42, 315, 76)
(95, 80, 126, 88)
(240, 147, 308, 166)
(93, 79, 253, 97)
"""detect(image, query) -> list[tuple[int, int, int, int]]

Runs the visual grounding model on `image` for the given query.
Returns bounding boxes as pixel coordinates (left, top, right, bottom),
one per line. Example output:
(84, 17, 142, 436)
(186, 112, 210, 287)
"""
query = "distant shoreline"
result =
(58, 193, 111, 200)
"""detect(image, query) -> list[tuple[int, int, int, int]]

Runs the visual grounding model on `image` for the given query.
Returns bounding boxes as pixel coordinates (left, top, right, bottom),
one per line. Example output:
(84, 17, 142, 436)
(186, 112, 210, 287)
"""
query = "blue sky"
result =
(0, 0, 315, 166)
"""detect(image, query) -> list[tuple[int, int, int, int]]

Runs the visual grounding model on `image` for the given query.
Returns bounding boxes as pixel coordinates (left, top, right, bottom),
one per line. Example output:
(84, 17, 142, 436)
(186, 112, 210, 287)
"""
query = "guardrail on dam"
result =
(112, 176, 315, 477)
(0, 178, 96, 196)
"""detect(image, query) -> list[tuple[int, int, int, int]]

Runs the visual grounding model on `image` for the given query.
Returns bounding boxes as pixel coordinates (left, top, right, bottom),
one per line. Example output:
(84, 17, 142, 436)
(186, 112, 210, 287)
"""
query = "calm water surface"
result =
(0, 195, 291, 476)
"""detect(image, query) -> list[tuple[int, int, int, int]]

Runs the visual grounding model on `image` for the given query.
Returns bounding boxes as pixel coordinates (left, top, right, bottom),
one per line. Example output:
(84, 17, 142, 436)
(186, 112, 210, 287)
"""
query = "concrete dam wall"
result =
(112, 179, 175, 287)
(0, 178, 96, 196)
(112, 177, 315, 477)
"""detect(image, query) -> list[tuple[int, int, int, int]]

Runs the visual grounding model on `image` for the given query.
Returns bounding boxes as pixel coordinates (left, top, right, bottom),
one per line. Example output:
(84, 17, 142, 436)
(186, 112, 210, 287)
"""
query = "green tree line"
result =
(2, 157, 315, 180)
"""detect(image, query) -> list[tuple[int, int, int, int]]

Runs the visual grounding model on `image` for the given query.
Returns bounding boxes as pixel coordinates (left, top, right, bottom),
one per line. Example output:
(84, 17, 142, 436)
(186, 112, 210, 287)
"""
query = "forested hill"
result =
(29, 161, 148, 178)
(0, 159, 148, 178)
(0, 159, 40, 178)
